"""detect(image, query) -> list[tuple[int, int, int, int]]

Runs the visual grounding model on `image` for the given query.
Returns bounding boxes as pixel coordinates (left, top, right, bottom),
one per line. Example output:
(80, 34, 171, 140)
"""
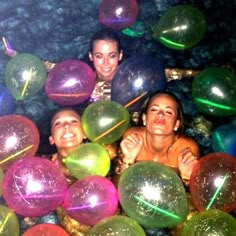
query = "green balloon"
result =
(82, 100, 130, 144)
(0, 168, 3, 196)
(181, 209, 236, 236)
(87, 215, 146, 236)
(192, 67, 236, 116)
(4, 53, 47, 100)
(153, 5, 206, 50)
(0, 204, 20, 236)
(65, 143, 110, 179)
(118, 162, 188, 228)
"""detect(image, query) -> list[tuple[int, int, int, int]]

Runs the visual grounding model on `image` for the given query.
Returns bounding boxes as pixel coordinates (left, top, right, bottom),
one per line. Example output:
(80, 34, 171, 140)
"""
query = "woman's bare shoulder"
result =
(123, 126, 145, 137)
(177, 134, 200, 155)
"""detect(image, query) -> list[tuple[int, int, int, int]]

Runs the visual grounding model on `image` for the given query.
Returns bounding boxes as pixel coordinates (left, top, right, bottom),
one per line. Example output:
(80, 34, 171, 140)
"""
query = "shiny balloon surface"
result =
(118, 162, 188, 228)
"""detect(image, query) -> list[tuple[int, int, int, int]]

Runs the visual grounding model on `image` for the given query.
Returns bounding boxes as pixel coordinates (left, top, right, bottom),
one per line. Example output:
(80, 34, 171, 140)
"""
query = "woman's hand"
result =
(120, 132, 143, 164)
(177, 147, 198, 180)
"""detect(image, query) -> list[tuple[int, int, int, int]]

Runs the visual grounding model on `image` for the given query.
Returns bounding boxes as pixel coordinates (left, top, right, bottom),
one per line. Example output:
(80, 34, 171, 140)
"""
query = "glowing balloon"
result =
(0, 115, 40, 171)
(63, 175, 118, 226)
(118, 162, 188, 228)
(211, 123, 236, 157)
(82, 100, 130, 144)
(23, 223, 69, 236)
(111, 55, 166, 112)
(0, 204, 20, 236)
(4, 53, 47, 100)
(2, 157, 68, 217)
(192, 67, 236, 116)
(190, 152, 236, 212)
(87, 215, 146, 236)
(0, 168, 3, 197)
(0, 85, 16, 116)
(45, 59, 96, 105)
(181, 209, 236, 236)
(153, 5, 206, 50)
(65, 143, 110, 179)
(99, 0, 139, 30)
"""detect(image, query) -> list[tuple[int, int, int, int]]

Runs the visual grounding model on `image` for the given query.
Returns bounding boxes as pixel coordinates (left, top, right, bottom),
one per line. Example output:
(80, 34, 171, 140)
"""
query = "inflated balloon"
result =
(45, 59, 96, 105)
(87, 215, 146, 236)
(82, 100, 130, 144)
(111, 55, 166, 112)
(0, 168, 3, 197)
(65, 143, 110, 179)
(118, 162, 188, 228)
(0, 114, 40, 171)
(2, 157, 68, 217)
(153, 5, 206, 50)
(190, 152, 236, 212)
(23, 223, 69, 236)
(181, 209, 236, 236)
(99, 0, 139, 30)
(0, 85, 16, 116)
(0, 204, 20, 236)
(63, 175, 118, 226)
(192, 67, 236, 116)
(211, 123, 236, 157)
(4, 53, 47, 100)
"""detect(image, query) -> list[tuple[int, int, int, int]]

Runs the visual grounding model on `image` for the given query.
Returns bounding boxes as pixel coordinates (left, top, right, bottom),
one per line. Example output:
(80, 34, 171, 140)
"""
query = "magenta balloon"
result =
(45, 59, 96, 105)
(99, 0, 139, 30)
(2, 157, 68, 217)
(0, 115, 40, 171)
(63, 175, 118, 226)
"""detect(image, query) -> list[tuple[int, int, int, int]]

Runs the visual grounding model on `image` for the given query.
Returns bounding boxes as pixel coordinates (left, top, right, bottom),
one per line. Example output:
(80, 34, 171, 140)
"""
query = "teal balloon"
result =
(0, 168, 3, 196)
(153, 5, 206, 50)
(192, 67, 236, 116)
(181, 209, 236, 236)
(87, 215, 146, 236)
(118, 162, 188, 228)
(4, 53, 47, 100)
(65, 143, 110, 179)
(0, 204, 20, 236)
(82, 100, 130, 144)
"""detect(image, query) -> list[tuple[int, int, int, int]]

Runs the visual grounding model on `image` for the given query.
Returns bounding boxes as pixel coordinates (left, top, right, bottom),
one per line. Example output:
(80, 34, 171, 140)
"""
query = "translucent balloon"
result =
(118, 162, 188, 228)
(65, 143, 110, 179)
(111, 55, 166, 112)
(82, 100, 130, 144)
(190, 152, 236, 212)
(153, 5, 206, 50)
(4, 53, 47, 100)
(23, 223, 69, 236)
(192, 67, 236, 116)
(181, 209, 236, 236)
(2, 157, 68, 217)
(99, 0, 139, 30)
(0, 115, 40, 171)
(63, 175, 118, 226)
(87, 215, 146, 236)
(0, 85, 16, 116)
(0, 204, 20, 236)
(45, 59, 96, 105)
(0, 168, 4, 197)
(211, 124, 236, 157)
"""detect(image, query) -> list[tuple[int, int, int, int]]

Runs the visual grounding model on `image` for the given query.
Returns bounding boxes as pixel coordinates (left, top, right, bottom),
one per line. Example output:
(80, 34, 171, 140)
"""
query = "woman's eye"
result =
(95, 54, 102, 59)
(110, 53, 118, 58)
(54, 121, 62, 127)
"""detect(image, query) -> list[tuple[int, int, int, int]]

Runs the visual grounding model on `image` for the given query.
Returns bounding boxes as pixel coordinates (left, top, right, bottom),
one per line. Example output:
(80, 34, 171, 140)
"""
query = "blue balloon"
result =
(111, 54, 166, 112)
(0, 85, 16, 116)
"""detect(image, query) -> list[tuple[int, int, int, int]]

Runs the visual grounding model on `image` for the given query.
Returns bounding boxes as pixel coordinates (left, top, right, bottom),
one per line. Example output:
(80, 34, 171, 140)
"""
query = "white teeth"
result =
(62, 133, 74, 139)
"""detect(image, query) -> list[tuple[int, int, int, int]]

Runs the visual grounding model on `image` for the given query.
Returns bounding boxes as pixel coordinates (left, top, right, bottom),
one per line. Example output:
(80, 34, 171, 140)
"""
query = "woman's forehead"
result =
(51, 110, 80, 123)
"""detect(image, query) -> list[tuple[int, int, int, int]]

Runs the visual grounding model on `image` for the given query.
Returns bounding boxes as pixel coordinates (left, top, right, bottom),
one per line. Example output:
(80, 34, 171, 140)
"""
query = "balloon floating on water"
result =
(4, 53, 47, 100)
(153, 5, 206, 50)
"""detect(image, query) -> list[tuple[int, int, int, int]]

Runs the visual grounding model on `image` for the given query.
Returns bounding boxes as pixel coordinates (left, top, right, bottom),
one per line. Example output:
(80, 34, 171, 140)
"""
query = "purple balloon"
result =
(63, 175, 118, 226)
(99, 0, 139, 30)
(45, 60, 96, 105)
(2, 157, 68, 217)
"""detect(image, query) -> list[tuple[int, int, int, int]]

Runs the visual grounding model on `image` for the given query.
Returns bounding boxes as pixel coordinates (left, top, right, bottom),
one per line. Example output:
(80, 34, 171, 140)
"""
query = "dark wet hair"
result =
(138, 91, 185, 135)
(89, 29, 122, 53)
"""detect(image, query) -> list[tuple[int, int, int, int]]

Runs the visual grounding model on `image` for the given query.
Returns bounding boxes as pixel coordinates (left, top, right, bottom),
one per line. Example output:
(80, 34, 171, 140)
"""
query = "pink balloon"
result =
(0, 115, 39, 171)
(63, 175, 118, 226)
(45, 59, 96, 105)
(2, 157, 68, 217)
(99, 0, 139, 30)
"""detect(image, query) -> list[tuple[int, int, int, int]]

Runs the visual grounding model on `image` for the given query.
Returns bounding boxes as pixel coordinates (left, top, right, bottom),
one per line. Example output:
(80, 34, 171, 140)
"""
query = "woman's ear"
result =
(174, 120, 180, 131)
(88, 52, 93, 61)
(142, 114, 146, 126)
(119, 50, 123, 61)
(49, 136, 54, 145)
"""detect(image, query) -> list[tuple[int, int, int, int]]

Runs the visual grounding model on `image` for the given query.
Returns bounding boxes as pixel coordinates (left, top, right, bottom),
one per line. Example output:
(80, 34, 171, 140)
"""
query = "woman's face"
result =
(89, 39, 123, 81)
(49, 110, 85, 151)
(143, 94, 180, 135)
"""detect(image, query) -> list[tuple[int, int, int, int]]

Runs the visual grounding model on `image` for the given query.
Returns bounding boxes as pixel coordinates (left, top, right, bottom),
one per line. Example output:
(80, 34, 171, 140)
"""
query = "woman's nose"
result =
(102, 57, 109, 65)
